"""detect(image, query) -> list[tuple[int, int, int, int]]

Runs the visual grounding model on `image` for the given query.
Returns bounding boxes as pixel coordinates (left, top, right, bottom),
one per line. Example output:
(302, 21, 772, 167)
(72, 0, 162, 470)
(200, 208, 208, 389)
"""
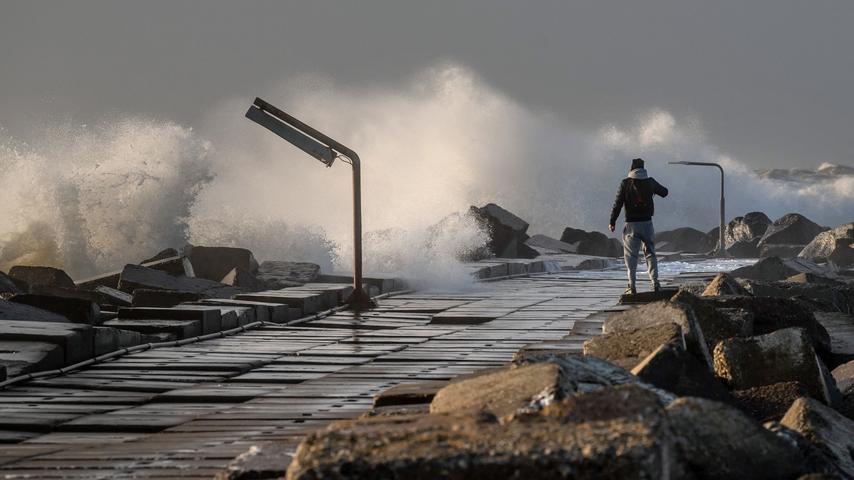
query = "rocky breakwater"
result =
(0, 245, 345, 382)
(283, 264, 854, 479)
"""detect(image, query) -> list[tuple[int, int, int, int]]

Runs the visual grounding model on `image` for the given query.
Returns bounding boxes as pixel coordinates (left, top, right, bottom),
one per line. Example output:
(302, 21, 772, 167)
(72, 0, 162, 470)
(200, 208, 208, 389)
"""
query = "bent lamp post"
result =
(668, 161, 727, 257)
(246, 97, 374, 310)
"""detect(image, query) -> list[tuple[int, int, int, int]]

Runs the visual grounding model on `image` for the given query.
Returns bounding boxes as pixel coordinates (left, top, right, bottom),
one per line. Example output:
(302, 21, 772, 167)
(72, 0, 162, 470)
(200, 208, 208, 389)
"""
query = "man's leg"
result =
(623, 223, 641, 293)
(639, 221, 660, 289)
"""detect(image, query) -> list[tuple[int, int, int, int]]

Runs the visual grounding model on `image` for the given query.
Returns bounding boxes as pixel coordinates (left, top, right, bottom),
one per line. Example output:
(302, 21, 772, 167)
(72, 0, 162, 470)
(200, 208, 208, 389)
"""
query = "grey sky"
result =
(2, 0, 853, 168)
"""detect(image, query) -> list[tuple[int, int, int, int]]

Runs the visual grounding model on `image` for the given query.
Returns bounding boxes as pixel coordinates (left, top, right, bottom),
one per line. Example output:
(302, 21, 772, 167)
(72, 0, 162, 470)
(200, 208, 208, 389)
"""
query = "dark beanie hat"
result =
(630, 158, 645, 170)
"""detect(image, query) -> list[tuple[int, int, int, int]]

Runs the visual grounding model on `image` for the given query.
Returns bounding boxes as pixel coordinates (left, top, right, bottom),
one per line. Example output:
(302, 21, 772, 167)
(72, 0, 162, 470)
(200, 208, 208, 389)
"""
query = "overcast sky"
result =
(3, 0, 853, 168)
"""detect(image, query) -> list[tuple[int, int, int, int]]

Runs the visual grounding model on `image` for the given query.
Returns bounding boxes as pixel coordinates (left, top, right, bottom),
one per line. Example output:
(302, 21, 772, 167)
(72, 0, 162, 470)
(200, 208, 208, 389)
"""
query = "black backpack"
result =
(626, 178, 651, 210)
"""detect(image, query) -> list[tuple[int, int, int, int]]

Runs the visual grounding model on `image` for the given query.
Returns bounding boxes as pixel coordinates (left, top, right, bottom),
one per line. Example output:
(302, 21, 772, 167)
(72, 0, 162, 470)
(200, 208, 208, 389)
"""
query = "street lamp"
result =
(668, 161, 727, 257)
(245, 97, 374, 310)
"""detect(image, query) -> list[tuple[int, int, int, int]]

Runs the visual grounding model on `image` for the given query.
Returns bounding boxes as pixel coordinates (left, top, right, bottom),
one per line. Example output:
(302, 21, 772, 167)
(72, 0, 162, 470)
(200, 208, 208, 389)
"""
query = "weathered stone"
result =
(724, 211, 772, 247)
(727, 238, 761, 258)
(187, 246, 258, 282)
(583, 322, 684, 369)
(131, 289, 205, 308)
(221, 267, 266, 291)
(541, 384, 664, 422)
(429, 363, 568, 420)
(656, 227, 715, 253)
(9, 294, 99, 325)
(632, 343, 732, 402)
(800, 222, 854, 265)
(814, 312, 854, 367)
(781, 397, 854, 478)
(470, 203, 538, 259)
(93, 326, 147, 355)
(561, 226, 622, 257)
(760, 243, 807, 259)
(8, 266, 75, 290)
(216, 441, 294, 480)
(759, 213, 827, 250)
(713, 328, 840, 405)
(118, 264, 242, 298)
(603, 300, 712, 368)
(618, 288, 680, 305)
(666, 397, 806, 480)
(702, 294, 831, 356)
(732, 256, 815, 281)
(0, 320, 93, 365)
(0, 299, 69, 323)
(702, 272, 750, 296)
(0, 340, 64, 376)
(831, 360, 854, 393)
(524, 234, 576, 254)
(286, 411, 677, 480)
(671, 290, 754, 351)
(257, 261, 320, 287)
(732, 381, 811, 422)
(27, 284, 132, 309)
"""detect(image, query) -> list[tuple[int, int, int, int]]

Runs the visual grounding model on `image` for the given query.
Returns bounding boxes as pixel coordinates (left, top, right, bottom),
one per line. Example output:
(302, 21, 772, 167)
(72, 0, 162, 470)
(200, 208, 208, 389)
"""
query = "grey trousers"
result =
(623, 220, 659, 288)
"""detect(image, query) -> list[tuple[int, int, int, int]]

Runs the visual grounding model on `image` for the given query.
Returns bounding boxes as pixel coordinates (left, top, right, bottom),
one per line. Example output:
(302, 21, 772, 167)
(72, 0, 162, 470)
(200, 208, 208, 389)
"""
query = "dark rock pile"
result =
(285, 267, 854, 479)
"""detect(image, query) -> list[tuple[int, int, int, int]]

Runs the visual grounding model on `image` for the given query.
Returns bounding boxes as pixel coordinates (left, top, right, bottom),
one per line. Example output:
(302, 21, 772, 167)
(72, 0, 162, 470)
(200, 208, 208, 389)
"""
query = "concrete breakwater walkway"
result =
(0, 265, 705, 479)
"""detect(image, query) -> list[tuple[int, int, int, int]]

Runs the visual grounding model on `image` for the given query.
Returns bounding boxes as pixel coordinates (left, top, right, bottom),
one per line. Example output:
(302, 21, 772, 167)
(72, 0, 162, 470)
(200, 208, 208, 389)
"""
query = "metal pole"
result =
(346, 153, 373, 309)
(668, 161, 727, 257)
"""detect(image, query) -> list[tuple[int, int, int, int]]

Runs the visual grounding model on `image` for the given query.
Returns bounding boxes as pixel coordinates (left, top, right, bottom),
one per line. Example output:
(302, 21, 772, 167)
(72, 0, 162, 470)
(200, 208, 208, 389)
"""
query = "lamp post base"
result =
(345, 288, 376, 311)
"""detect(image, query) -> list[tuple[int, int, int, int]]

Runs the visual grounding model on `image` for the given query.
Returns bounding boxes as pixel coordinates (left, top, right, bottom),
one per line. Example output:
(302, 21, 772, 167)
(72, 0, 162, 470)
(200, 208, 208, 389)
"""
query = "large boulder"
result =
(9, 294, 100, 325)
(603, 300, 713, 368)
(256, 261, 320, 288)
(800, 222, 854, 266)
(670, 290, 755, 353)
(713, 328, 840, 405)
(701, 272, 750, 296)
(732, 381, 811, 422)
(731, 256, 829, 282)
(117, 264, 243, 298)
(724, 211, 772, 247)
(286, 407, 679, 479)
(727, 238, 762, 258)
(666, 397, 806, 480)
(832, 360, 854, 393)
(187, 246, 258, 282)
(0, 300, 70, 323)
(631, 343, 732, 402)
(583, 322, 684, 369)
(470, 203, 538, 259)
(781, 397, 854, 478)
(561, 227, 622, 257)
(8, 266, 75, 290)
(758, 213, 826, 252)
(523, 234, 576, 254)
(655, 227, 715, 253)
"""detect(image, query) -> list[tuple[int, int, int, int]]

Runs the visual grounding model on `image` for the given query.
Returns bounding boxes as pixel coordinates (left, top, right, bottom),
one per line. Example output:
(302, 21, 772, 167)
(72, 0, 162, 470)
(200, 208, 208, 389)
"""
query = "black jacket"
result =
(609, 170, 668, 225)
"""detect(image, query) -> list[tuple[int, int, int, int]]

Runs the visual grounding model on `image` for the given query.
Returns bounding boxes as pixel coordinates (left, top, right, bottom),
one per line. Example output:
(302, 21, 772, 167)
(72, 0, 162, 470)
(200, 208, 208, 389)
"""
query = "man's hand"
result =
(608, 224, 616, 233)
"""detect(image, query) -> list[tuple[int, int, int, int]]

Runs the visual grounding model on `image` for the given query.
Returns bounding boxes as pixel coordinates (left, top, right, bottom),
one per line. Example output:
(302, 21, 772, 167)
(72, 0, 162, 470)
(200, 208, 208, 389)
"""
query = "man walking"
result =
(609, 158, 669, 294)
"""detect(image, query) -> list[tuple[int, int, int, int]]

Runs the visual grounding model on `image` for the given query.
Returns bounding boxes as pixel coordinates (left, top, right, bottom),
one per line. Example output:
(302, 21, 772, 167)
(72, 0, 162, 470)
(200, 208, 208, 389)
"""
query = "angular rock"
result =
(671, 290, 754, 351)
(8, 266, 75, 290)
(701, 272, 750, 296)
(257, 261, 320, 288)
(0, 299, 70, 323)
(631, 343, 732, 402)
(0, 340, 64, 377)
(561, 226, 622, 257)
(800, 222, 854, 265)
(470, 203, 538, 259)
(760, 243, 807, 259)
(187, 246, 258, 282)
(832, 360, 854, 393)
(727, 238, 761, 258)
(429, 363, 568, 420)
(286, 410, 677, 480)
(759, 213, 827, 249)
(374, 381, 447, 408)
(713, 328, 840, 405)
(813, 312, 854, 367)
(216, 442, 294, 480)
(618, 288, 680, 305)
(666, 397, 806, 480)
(781, 397, 854, 478)
(724, 211, 772, 247)
(732, 256, 809, 281)
(583, 322, 684, 369)
(131, 289, 204, 308)
(141, 248, 179, 264)
(656, 227, 714, 253)
(9, 294, 99, 325)
(0, 320, 93, 365)
(541, 384, 665, 423)
(603, 300, 712, 368)
(118, 264, 242, 298)
(29, 284, 133, 308)
(732, 381, 811, 422)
